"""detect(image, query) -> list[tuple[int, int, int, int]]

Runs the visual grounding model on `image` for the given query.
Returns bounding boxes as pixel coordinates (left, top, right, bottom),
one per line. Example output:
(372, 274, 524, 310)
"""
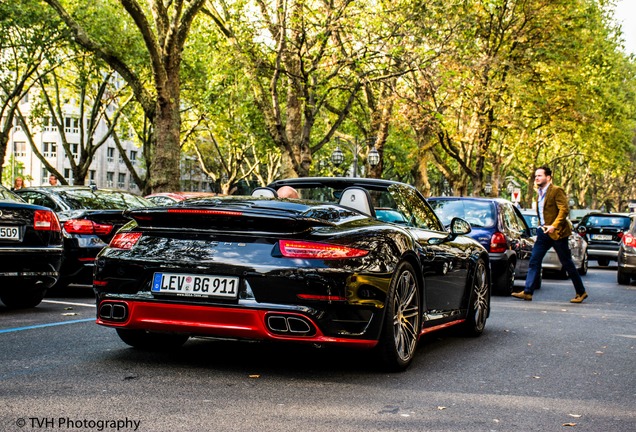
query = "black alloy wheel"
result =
(377, 261, 421, 372)
(462, 258, 490, 337)
(116, 329, 190, 350)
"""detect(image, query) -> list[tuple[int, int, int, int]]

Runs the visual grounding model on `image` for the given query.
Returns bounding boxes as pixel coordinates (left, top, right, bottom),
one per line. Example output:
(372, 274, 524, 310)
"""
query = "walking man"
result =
(512, 166, 588, 303)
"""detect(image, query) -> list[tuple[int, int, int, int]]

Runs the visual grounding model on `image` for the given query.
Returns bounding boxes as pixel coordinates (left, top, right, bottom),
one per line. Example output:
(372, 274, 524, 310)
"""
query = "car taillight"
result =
(34, 210, 61, 232)
(109, 232, 142, 249)
(63, 219, 114, 235)
(617, 231, 624, 240)
(490, 232, 508, 253)
(623, 233, 635, 247)
(279, 240, 369, 259)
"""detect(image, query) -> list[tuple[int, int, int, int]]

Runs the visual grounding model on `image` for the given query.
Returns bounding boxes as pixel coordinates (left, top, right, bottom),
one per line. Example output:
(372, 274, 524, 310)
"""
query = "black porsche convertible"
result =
(94, 178, 490, 371)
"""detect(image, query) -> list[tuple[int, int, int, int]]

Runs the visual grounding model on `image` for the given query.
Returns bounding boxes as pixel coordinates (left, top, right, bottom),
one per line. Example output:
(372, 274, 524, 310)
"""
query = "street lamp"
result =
(330, 136, 379, 177)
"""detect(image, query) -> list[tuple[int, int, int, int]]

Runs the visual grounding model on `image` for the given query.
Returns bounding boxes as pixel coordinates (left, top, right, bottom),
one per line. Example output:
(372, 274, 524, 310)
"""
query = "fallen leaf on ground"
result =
(568, 414, 582, 418)
(562, 422, 577, 427)
(249, 374, 261, 378)
(437, 406, 446, 410)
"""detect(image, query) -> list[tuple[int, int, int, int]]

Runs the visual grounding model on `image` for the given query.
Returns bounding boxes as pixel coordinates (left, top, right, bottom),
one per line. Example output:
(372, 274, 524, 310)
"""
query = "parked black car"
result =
(15, 186, 152, 287)
(617, 214, 636, 285)
(428, 197, 534, 295)
(576, 212, 631, 267)
(0, 185, 63, 308)
(95, 177, 490, 371)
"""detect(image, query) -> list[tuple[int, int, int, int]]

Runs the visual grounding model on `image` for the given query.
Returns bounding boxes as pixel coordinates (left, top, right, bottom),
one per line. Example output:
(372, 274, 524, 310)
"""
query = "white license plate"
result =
(0, 226, 20, 241)
(591, 234, 613, 241)
(151, 272, 239, 299)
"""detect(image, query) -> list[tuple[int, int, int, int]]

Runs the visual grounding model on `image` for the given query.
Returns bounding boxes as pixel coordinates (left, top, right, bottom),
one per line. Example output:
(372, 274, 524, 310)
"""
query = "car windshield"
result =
(523, 213, 540, 228)
(58, 189, 151, 210)
(0, 185, 23, 202)
(429, 199, 496, 228)
(583, 215, 630, 230)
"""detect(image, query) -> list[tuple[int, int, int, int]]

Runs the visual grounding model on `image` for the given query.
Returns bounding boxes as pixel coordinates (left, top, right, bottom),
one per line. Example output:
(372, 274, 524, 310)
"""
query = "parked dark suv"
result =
(428, 197, 534, 295)
(617, 214, 636, 284)
(576, 212, 631, 267)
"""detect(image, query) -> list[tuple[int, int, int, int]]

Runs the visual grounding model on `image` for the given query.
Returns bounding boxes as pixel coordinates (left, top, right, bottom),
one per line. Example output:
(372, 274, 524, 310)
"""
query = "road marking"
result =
(614, 334, 636, 339)
(42, 299, 96, 308)
(0, 318, 94, 334)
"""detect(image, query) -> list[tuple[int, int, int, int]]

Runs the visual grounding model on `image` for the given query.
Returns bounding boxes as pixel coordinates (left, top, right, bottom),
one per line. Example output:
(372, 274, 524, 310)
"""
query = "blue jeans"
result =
(524, 229, 586, 295)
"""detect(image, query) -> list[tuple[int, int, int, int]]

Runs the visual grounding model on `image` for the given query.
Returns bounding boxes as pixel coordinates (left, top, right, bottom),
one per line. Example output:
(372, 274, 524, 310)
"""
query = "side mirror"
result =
(450, 217, 471, 235)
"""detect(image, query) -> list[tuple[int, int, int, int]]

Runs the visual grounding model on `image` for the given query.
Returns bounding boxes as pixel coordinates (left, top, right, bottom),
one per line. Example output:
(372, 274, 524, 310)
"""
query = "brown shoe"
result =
(570, 292, 588, 303)
(511, 291, 532, 301)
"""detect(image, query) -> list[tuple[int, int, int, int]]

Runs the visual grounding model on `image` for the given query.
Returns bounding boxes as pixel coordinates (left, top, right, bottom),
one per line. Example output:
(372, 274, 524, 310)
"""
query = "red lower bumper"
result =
(96, 300, 378, 348)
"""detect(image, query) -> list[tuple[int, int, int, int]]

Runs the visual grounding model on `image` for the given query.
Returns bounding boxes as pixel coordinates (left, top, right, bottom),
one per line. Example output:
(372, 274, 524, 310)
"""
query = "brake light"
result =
(617, 231, 624, 240)
(109, 232, 142, 249)
(490, 232, 508, 253)
(279, 240, 369, 259)
(34, 210, 61, 232)
(623, 233, 635, 247)
(64, 219, 113, 235)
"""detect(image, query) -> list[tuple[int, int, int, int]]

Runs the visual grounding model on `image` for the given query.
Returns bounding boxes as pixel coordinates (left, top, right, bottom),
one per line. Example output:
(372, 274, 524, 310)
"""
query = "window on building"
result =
(64, 169, 72, 184)
(130, 150, 137, 165)
(42, 142, 57, 158)
(71, 143, 79, 160)
(13, 142, 26, 157)
(64, 117, 80, 134)
(107, 147, 115, 163)
(42, 116, 56, 132)
(106, 172, 114, 188)
(89, 170, 96, 181)
(118, 173, 126, 189)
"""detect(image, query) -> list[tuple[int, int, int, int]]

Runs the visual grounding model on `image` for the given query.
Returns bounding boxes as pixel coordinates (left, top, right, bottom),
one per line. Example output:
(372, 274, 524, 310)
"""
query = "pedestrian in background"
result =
(512, 166, 588, 303)
(12, 177, 24, 190)
(47, 174, 58, 186)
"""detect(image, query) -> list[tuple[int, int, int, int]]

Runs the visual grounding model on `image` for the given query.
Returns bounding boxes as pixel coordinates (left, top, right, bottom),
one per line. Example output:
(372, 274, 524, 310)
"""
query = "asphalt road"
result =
(1, 265, 634, 432)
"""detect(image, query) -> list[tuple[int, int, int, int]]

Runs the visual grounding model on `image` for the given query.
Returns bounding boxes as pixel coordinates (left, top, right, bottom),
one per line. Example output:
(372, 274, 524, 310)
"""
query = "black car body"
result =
(94, 178, 490, 371)
(577, 212, 631, 267)
(15, 186, 152, 287)
(0, 185, 63, 308)
(427, 197, 534, 295)
(617, 214, 636, 285)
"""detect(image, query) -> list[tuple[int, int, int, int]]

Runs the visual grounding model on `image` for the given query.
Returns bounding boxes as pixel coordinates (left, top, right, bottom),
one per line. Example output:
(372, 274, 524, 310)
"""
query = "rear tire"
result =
(116, 329, 189, 350)
(377, 261, 421, 372)
(0, 287, 46, 309)
(461, 258, 490, 337)
(617, 268, 631, 285)
(494, 260, 515, 295)
(578, 253, 588, 276)
(597, 258, 610, 267)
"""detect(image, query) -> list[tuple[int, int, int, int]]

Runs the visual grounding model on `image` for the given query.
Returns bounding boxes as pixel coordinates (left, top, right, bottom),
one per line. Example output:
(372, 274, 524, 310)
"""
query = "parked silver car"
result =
(617, 214, 636, 285)
(521, 210, 588, 277)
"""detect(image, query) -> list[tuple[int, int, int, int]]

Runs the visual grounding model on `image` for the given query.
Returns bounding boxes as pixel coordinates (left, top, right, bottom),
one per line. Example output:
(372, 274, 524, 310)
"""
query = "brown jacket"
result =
(538, 184, 571, 240)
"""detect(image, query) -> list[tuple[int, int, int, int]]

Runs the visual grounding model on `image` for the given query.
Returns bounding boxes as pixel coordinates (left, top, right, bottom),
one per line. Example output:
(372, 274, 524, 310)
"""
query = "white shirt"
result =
(537, 184, 550, 226)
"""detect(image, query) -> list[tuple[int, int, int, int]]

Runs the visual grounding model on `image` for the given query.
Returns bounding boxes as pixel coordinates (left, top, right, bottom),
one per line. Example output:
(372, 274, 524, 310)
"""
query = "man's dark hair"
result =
(537, 166, 552, 177)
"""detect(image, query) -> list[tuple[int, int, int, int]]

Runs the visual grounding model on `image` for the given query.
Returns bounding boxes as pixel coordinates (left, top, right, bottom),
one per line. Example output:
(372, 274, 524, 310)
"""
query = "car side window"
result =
(502, 204, 524, 233)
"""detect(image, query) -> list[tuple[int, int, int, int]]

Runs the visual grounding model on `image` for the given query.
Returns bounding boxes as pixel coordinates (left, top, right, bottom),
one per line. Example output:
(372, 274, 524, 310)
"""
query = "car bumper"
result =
(95, 299, 379, 348)
(0, 247, 63, 286)
(618, 250, 636, 275)
(587, 245, 619, 259)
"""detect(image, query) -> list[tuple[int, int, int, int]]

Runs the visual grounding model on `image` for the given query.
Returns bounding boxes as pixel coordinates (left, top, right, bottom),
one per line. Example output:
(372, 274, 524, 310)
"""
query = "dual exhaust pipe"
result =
(266, 314, 315, 336)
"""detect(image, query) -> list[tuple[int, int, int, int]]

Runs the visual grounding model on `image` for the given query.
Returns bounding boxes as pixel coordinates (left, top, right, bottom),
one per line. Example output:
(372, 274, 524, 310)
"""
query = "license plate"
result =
(0, 226, 20, 241)
(151, 272, 239, 299)
(591, 234, 613, 241)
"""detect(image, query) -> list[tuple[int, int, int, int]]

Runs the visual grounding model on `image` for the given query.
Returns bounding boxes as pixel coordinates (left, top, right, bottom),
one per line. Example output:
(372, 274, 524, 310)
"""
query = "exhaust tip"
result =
(266, 314, 315, 336)
(98, 302, 128, 322)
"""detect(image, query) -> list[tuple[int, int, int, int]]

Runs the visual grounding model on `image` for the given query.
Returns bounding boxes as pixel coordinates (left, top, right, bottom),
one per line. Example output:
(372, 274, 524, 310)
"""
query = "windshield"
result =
(582, 215, 630, 230)
(428, 199, 496, 228)
(58, 189, 151, 210)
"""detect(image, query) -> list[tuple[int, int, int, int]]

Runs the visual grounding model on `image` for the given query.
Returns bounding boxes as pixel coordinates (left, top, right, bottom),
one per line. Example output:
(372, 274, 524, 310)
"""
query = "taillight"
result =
(34, 210, 61, 232)
(279, 240, 369, 259)
(64, 219, 113, 235)
(490, 232, 508, 253)
(109, 232, 142, 249)
(623, 233, 635, 247)
(617, 231, 624, 240)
